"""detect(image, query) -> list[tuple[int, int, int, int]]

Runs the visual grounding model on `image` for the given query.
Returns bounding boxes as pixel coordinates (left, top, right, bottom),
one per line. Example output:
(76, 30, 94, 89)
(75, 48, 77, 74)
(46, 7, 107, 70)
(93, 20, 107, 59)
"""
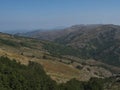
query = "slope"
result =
(19, 24, 120, 67)
(0, 32, 119, 83)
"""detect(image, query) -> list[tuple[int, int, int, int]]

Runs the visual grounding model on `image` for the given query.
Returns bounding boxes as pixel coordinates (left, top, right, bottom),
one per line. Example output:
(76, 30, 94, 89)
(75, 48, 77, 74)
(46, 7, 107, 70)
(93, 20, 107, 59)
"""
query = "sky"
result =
(0, 0, 120, 31)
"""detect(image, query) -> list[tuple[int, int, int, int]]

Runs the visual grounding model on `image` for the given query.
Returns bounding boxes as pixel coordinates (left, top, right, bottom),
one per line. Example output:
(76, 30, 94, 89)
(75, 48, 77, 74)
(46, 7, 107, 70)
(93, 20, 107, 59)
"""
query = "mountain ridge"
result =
(0, 32, 119, 83)
(18, 24, 120, 67)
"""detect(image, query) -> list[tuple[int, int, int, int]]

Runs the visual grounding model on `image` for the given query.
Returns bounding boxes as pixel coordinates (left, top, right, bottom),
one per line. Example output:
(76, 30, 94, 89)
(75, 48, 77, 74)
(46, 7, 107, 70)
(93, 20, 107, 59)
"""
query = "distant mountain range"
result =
(18, 24, 120, 67)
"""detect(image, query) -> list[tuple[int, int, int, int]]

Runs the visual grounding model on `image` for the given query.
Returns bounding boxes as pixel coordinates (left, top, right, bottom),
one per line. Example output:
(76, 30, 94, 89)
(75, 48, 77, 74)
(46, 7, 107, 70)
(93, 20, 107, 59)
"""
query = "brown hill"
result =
(19, 24, 120, 67)
(0, 32, 119, 83)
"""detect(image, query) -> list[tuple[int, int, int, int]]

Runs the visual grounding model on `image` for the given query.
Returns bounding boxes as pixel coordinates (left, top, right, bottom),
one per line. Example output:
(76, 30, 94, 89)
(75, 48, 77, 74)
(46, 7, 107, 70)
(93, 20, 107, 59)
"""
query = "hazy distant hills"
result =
(17, 24, 102, 41)
(18, 24, 120, 67)
(17, 29, 66, 41)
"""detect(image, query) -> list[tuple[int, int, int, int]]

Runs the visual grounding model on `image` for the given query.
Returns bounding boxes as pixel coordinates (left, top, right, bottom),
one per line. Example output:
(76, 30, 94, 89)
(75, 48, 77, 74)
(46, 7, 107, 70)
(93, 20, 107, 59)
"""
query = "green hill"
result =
(19, 24, 120, 67)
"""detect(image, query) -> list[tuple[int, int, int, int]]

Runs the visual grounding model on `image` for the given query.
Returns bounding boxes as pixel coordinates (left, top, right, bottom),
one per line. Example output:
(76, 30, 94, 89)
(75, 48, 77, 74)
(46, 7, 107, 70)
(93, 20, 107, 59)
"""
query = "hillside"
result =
(0, 56, 57, 90)
(0, 32, 82, 83)
(19, 24, 120, 67)
(1, 56, 120, 90)
(0, 32, 119, 83)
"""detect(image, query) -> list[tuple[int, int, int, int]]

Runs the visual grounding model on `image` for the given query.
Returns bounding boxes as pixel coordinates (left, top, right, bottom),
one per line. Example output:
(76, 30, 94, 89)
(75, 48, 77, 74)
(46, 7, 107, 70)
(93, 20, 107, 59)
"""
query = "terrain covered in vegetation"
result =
(0, 24, 120, 90)
(20, 24, 120, 67)
(0, 56, 119, 90)
(1, 32, 118, 83)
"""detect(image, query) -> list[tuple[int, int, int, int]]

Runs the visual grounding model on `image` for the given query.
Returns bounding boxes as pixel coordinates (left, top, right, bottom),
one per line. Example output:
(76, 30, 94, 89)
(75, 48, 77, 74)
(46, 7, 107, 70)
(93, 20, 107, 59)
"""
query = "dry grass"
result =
(35, 59, 81, 83)
(0, 47, 82, 83)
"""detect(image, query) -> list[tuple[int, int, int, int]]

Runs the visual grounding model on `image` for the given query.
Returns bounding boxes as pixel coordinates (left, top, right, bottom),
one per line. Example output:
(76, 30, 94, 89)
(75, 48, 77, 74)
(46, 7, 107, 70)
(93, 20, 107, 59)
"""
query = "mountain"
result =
(18, 24, 102, 41)
(0, 33, 119, 90)
(0, 32, 120, 83)
(0, 31, 120, 89)
(1, 29, 30, 34)
(17, 29, 65, 41)
(19, 24, 120, 67)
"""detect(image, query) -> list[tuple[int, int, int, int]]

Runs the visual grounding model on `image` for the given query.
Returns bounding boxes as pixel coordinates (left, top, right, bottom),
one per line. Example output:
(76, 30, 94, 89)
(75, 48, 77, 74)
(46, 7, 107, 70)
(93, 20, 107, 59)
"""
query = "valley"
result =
(0, 24, 120, 89)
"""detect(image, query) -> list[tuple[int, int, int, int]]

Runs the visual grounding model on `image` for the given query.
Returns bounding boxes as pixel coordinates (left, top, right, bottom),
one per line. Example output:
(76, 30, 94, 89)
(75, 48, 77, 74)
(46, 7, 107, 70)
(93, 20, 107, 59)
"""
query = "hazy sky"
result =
(0, 0, 120, 31)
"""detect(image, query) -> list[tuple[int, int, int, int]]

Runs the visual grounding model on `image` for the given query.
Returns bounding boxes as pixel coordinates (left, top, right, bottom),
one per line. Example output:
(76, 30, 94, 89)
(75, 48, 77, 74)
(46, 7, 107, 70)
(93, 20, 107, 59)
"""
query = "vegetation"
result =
(43, 28, 120, 67)
(0, 56, 57, 90)
(79, 30, 120, 67)
(43, 42, 82, 58)
(0, 32, 119, 90)
(0, 56, 106, 90)
(0, 38, 20, 47)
